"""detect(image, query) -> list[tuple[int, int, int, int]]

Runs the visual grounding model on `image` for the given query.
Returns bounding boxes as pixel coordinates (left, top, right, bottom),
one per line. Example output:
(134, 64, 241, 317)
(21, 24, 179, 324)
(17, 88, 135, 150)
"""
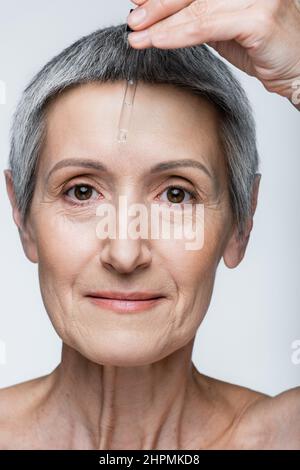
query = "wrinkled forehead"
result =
(39, 81, 226, 182)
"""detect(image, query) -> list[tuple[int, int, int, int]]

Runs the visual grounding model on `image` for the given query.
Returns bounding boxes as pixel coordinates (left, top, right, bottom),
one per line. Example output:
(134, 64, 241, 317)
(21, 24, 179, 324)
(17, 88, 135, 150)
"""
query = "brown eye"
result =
(66, 185, 99, 203)
(166, 187, 185, 204)
(159, 186, 196, 205)
(74, 185, 93, 200)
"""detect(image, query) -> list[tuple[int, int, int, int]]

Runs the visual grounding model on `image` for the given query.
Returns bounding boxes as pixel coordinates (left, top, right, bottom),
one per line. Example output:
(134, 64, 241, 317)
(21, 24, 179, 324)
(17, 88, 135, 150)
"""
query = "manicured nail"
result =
(128, 30, 149, 43)
(128, 8, 147, 27)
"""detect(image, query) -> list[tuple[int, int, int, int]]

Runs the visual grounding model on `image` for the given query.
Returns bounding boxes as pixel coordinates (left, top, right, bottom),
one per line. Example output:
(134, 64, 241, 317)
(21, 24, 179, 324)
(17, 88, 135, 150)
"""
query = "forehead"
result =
(41, 81, 225, 177)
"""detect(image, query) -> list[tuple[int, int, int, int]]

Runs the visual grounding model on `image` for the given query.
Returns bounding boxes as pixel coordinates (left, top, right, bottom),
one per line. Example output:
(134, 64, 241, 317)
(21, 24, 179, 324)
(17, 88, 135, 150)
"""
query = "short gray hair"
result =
(8, 24, 259, 239)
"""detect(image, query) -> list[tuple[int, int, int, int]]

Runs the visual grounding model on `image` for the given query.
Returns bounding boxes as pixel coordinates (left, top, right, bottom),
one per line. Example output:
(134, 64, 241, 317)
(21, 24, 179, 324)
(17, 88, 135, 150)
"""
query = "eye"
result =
(64, 184, 101, 204)
(158, 186, 198, 205)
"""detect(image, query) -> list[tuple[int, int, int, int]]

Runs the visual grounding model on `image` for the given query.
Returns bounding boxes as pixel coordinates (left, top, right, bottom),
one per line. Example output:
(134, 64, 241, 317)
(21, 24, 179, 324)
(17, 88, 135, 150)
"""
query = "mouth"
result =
(86, 291, 166, 313)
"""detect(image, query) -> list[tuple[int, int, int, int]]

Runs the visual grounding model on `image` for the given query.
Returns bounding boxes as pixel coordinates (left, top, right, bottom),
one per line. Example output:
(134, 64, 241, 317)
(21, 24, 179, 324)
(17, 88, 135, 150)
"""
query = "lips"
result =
(86, 291, 165, 313)
(87, 291, 163, 301)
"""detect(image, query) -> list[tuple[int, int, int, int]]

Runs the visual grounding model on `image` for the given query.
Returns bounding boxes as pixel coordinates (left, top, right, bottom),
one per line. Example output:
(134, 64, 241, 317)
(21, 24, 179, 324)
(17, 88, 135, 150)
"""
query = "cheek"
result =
(33, 213, 102, 343)
(153, 212, 227, 329)
(157, 237, 218, 293)
(151, 238, 218, 350)
(155, 208, 226, 285)
(35, 214, 99, 291)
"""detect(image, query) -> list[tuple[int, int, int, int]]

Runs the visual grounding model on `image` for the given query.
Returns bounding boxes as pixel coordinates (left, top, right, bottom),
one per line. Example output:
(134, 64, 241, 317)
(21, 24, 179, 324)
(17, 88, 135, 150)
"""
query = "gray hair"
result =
(8, 24, 259, 239)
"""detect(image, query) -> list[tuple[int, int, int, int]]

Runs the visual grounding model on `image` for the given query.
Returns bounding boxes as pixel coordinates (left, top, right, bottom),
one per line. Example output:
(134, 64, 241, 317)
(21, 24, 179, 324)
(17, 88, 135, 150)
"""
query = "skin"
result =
(127, 0, 300, 110)
(1, 81, 299, 450)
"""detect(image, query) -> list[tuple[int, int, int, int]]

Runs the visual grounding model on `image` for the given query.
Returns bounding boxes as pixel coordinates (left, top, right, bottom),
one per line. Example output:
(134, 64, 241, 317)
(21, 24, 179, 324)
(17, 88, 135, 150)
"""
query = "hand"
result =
(127, 0, 300, 110)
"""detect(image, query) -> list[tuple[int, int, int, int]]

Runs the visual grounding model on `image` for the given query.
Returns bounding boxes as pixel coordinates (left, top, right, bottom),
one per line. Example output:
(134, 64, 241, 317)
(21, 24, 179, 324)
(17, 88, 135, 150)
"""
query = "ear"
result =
(223, 173, 262, 269)
(4, 169, 38, 264)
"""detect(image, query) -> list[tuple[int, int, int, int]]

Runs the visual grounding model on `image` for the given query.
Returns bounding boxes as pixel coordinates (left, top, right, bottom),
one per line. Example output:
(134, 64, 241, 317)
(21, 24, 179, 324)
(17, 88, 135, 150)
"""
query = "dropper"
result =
(116, 10, 139, 144)
(117, 78, 138, 143)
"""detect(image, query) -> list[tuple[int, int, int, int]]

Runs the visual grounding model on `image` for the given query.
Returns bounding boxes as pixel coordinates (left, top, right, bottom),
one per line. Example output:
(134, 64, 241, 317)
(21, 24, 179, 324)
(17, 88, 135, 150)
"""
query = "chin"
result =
(70, 332, 173, 368)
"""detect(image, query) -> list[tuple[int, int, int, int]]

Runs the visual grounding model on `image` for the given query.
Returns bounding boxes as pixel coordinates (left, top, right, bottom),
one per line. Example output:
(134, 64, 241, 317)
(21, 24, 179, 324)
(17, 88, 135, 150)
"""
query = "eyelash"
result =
(63, 183, 200, 208)
(157, 185, 199, 206)
(63, 184, 102, 208)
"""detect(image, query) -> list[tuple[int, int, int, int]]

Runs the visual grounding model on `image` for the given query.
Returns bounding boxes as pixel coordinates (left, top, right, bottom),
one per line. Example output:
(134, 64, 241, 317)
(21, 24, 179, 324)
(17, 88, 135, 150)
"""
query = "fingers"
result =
(128, 9, 258, 50)
(130, 0, 147, 5)
(127, 0, 254, 31)
(127, 0, 258, 49)
(128, 0, 193, 30)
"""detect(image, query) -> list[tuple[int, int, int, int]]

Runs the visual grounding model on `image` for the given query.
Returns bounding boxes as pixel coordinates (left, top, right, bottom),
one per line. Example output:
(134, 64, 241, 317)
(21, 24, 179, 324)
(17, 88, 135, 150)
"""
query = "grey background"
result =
(0, 0, 299, 395)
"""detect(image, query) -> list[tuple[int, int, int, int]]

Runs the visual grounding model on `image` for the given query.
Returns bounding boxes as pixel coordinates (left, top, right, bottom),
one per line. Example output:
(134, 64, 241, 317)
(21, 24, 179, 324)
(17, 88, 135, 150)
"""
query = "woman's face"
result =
(14, 82, 242, 366)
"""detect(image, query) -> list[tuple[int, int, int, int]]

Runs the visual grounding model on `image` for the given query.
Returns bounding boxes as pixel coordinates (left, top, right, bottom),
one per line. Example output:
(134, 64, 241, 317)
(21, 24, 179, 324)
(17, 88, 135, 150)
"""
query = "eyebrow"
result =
(46, 157, 214, 183)
(46, 158, 109, 183)
(149, 159, 213, 179)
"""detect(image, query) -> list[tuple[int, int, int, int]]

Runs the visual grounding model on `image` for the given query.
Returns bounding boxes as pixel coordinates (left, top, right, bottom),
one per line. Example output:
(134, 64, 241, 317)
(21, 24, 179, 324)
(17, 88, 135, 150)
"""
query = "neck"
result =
(46, 341, 214, 449)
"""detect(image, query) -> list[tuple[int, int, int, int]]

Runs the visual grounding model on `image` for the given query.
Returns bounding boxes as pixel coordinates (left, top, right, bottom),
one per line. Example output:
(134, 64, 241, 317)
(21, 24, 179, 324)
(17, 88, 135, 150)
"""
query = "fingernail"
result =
(128, 30, 149, 43)
(128, 8, 147, 27)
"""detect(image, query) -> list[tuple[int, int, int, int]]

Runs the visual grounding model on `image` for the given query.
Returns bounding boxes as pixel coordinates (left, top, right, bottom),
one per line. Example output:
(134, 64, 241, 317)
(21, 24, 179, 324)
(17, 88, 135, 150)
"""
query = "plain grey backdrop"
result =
(0, 0, 299, 395)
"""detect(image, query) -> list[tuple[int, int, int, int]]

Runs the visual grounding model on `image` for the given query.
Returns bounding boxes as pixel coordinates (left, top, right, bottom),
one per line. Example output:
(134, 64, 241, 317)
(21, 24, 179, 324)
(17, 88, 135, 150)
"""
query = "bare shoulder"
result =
(195, 372, 300, 449)
(0, 375, 51, 449)
(233, 386, 300, 449)
(197, 372, 269, 416)
(0, 375, 47, 414)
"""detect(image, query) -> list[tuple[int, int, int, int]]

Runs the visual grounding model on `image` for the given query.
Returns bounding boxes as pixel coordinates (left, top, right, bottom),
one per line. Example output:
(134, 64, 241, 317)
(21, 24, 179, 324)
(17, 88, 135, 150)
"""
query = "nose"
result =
(99, 236, 152, 274)
(97, 190, 153, 274)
